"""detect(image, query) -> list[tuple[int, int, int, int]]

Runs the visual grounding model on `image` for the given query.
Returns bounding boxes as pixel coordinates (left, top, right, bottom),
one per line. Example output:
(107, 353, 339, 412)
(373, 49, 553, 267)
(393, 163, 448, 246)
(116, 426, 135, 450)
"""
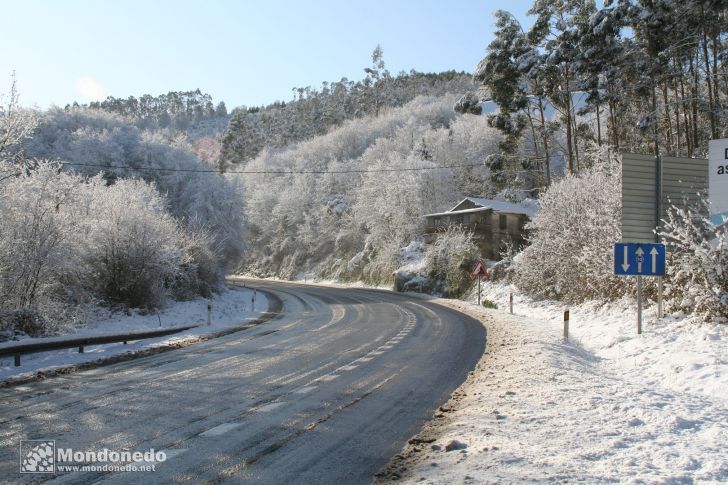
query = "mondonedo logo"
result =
(20, 440, 166, 474)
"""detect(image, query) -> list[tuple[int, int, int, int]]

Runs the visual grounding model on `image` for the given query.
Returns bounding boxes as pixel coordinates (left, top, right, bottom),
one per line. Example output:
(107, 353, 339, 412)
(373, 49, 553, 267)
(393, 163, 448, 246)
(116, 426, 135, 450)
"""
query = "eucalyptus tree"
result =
(474, 10, 531, 187)
(527, 0, 598, 173)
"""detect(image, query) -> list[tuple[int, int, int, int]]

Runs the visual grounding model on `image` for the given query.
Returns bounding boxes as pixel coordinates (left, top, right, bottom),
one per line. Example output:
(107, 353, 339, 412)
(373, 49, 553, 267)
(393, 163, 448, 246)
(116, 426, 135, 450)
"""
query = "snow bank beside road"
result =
(0, 286, 268, 383)
(378, 292, 727, 483)
(479, 283, 728, 401)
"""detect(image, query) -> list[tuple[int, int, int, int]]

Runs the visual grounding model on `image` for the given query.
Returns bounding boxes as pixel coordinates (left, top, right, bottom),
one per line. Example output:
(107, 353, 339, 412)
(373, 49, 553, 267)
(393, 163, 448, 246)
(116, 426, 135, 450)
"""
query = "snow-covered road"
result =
(0, 279, 485, 484)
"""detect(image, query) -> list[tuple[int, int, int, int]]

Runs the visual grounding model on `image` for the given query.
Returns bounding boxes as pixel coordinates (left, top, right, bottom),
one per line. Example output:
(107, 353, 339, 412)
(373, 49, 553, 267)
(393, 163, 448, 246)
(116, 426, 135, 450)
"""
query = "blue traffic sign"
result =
(614, 243, 666, 276)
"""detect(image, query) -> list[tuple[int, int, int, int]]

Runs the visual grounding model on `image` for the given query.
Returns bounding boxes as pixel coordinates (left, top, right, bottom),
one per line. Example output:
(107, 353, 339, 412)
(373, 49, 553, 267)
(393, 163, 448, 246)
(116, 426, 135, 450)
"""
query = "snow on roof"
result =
(424, 197, 537, 218)
(464, 198, 537, 217)
(423, 207, 493, 218)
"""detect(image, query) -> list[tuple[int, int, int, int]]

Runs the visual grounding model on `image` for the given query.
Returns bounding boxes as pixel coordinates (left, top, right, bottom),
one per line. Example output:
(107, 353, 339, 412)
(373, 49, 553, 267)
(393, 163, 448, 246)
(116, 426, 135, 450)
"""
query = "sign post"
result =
(470, 259, 489, 306)
(614, 243, 666, 334)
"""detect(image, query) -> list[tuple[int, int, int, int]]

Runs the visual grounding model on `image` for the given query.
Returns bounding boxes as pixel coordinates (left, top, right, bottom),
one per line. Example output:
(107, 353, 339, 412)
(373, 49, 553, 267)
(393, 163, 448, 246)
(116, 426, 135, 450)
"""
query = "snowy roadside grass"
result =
(478, 282, 728, 401)
(0, 286, 268, 383)
(376, 287, 728, 484)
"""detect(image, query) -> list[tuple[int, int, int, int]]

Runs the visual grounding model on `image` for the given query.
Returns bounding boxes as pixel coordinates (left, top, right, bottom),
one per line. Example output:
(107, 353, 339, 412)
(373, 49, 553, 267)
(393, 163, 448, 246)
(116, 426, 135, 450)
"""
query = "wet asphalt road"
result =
(0, 280, 485, 484)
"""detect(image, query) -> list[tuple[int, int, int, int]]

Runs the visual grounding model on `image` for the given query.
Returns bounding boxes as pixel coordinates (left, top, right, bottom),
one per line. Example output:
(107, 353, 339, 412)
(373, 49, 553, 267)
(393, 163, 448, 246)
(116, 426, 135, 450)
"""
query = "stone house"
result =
(423, 197, 536, 260)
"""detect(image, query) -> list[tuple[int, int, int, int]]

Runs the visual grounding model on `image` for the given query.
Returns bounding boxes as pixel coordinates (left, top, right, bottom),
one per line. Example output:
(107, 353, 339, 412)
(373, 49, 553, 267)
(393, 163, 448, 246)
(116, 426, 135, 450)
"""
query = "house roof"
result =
(424, 197, 537, 218)
(424, 207, 492, 218)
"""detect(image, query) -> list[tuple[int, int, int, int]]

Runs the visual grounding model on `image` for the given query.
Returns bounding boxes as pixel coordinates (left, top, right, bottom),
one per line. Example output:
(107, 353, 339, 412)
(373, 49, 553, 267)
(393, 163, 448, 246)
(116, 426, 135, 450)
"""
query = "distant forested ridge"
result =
(82, 88, 229, 131)
(220, 65, 474, 167)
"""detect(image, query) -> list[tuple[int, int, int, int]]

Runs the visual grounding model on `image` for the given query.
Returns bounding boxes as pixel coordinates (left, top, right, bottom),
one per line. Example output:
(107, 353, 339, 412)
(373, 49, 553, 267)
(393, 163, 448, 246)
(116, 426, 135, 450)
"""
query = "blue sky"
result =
(2, 0, 536, 110)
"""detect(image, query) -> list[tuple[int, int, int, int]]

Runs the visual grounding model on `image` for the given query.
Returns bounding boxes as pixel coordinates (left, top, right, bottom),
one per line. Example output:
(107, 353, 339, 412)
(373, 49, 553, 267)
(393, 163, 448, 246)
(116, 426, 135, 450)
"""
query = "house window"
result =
(434, 217, 442, 227)
(499, 214, 507, 230)
(455, 215, 464, 224)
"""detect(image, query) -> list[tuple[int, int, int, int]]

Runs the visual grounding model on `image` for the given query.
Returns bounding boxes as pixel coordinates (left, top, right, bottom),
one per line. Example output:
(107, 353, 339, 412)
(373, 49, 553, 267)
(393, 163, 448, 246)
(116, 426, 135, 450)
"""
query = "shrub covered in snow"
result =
(659, 200, 728, 321)
(424, 225, 478, 297)
(0, 160, 228, 336)
(513, 149, 626, 303)
(74, 177, 185, 309)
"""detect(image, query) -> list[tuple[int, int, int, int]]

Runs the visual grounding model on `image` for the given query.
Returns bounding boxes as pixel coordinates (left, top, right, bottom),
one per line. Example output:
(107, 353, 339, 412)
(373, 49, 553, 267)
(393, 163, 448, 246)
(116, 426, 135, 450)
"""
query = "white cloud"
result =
(74, 76, 107, 102)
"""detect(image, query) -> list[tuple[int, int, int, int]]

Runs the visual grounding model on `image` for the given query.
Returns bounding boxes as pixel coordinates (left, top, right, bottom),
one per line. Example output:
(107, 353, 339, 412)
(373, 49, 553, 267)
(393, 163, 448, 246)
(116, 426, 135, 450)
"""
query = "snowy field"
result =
(378, 283, 728, 483)
(0, 286, 268, 383)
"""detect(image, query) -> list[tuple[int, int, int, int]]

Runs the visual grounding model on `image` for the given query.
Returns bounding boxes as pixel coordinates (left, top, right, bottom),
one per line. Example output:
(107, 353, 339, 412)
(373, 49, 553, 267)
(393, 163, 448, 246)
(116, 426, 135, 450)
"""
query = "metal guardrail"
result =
(0, 324, 198, 367)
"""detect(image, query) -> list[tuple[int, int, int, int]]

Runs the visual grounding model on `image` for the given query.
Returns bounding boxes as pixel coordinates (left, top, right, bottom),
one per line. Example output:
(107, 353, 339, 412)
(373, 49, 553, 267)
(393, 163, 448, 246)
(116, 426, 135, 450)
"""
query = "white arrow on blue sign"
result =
(614, 243, 666, 276)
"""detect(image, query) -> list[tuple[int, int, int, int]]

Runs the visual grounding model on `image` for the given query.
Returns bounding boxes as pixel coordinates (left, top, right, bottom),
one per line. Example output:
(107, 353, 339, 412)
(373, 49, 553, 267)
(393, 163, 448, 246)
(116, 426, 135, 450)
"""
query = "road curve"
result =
(0, 280, 486, 484)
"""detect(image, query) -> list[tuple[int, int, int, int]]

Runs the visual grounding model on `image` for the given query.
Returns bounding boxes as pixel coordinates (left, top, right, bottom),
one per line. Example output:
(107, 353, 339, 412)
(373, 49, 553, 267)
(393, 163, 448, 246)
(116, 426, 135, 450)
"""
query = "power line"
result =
(59, 161, 492, 175)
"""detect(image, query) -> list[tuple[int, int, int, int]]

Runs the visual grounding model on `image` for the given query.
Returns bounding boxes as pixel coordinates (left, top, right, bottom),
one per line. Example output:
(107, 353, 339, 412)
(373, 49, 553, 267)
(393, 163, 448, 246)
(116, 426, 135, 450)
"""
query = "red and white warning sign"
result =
(470, 258, 488, 278)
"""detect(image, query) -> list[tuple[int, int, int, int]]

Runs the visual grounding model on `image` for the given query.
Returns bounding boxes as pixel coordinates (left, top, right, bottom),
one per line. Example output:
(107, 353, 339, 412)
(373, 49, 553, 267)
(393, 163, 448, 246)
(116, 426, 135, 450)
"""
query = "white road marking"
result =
(338, 364, 358, 372)
(200, 423, 241, 437)
(155, 449, 188, 462)
(257, 401, 286, 413)
(316, 374, 338, 383)
(294, 386, 317, 394)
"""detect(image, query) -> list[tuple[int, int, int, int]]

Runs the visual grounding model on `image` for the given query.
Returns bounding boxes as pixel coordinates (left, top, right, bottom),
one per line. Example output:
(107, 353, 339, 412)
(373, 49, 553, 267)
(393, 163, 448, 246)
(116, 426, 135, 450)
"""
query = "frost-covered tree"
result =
(474, 10, 529, 154)
(0, 159, 226, 338)
(75, 177, 186, 309)
(0, 162, 80, 312)
(424, 225, 478, 297)
(25, 107, 246, 276)
(659, 199, 728, 320)
(453, 92, 482, 115)
(513, 147, 624, 302)
(0, 73, 38, 166)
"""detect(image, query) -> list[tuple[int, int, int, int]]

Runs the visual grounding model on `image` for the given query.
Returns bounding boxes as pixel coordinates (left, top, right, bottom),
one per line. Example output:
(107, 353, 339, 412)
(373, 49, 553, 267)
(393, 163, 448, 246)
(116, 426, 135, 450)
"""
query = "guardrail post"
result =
(207, 301, 212, 326)
(14, 354, 20, 367)
(563, 310, 570, 339)
(78, 346, 84, 353)
(252, 289, 256, 312)
(509, 293, 513, 314)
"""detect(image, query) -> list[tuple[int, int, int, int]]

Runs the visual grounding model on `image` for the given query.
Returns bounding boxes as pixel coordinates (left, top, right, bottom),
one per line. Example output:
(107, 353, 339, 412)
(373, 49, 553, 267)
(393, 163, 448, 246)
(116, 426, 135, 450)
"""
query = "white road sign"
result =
(709, 138, 728, 225)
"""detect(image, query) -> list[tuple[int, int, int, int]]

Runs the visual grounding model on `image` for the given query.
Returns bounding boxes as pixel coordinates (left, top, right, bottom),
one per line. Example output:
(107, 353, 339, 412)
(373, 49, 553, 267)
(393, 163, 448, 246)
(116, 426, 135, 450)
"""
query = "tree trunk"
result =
(608, 95, 619, 149)
(672, 70, 682, 156)
(701, 16, 717, 139)
(662, 81, 673, 155)
(537, 96, 551, 186)
(679, 68, 692, 156)
(652, 85, 660, 158)
(711, 33, 721, 123)
(563, 69, 575, 173)
(690, 54, 700, 155)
